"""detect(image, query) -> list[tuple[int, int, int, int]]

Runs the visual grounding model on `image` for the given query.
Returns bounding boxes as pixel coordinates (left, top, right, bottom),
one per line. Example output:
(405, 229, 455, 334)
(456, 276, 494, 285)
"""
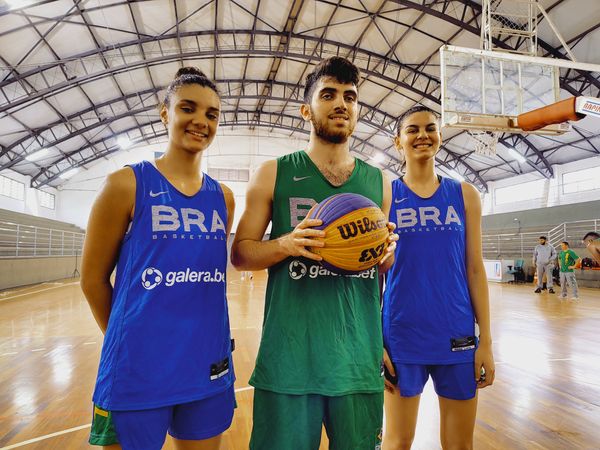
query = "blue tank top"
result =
(383, 177, 476, 364)
(92, 161, 234, 410)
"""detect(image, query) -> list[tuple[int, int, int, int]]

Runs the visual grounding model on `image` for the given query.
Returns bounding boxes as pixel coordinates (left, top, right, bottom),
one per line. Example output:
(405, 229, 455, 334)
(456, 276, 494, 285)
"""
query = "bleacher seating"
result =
(0, 209, 84, 234)
(0, 209, 84, 258)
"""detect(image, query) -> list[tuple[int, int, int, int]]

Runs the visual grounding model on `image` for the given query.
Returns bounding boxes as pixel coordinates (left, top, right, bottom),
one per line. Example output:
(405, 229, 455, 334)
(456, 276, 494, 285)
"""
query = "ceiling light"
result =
(117, 136, 132, 149)
(59, 168, 79, 180)
(25, 148, 50, 162)
(372, 153, 385, 163)
(508, 147, 527, 163)
(448, 170, 465, 182)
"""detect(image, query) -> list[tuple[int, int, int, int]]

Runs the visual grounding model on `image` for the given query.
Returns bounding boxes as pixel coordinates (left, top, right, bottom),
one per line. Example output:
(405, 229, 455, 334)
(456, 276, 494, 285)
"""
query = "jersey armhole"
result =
(456, 180, 468, 221)
(272, 157, 282, 207)
(376, 168, 384, 208)
(123, 163, 144, 240)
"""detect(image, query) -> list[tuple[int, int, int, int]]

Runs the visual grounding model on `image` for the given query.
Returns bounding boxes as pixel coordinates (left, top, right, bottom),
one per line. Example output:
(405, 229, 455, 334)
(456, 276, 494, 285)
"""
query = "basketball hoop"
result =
(468, 130, 499, 156)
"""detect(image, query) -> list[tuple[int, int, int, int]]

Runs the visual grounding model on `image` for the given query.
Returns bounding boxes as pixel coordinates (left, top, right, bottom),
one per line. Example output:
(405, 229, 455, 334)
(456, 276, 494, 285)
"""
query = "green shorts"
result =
(250, 389, 383, 450)
(89, 405, 118, 446)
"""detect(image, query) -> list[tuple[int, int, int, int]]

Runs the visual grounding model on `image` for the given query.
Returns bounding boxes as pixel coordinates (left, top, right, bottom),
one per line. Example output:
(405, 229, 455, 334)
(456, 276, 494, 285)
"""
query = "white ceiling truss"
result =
(0, 0, 598, 192)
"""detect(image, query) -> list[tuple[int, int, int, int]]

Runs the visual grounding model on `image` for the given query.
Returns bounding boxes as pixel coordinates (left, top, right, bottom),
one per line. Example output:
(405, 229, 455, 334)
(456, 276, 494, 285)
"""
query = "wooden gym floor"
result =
(0, 270, 599, 449)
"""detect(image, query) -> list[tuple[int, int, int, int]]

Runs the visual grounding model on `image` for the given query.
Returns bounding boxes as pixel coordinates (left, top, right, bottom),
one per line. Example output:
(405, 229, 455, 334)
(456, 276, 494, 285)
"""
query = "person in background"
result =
(557, 241, 581, 301)
(582, 232, 600, 266)
(533, 236, 556, 294)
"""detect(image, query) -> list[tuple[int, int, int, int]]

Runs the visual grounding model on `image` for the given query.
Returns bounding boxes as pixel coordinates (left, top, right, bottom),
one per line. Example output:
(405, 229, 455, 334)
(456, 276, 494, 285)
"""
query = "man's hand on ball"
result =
(280, 217, 325, 261)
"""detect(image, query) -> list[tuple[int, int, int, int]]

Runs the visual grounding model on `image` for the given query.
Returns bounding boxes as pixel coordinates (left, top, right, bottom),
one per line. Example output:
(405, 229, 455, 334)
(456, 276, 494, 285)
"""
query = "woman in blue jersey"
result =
(382, 106, 495, 449)
(81, 67, 235, 450)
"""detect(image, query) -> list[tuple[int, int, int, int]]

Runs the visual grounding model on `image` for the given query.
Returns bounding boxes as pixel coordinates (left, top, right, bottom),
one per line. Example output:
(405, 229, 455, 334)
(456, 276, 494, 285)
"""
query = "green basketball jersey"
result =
(249, 150, 384, 395)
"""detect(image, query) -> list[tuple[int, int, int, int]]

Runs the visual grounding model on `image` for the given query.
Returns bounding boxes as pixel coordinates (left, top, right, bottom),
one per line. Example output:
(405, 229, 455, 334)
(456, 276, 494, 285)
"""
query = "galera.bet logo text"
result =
(288, 260, 376, 280)
(141, 266, 225, 290)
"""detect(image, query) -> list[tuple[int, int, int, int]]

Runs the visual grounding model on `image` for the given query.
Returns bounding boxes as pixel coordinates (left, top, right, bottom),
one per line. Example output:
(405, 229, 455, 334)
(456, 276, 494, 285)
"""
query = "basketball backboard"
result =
(439, 45, 574, 135)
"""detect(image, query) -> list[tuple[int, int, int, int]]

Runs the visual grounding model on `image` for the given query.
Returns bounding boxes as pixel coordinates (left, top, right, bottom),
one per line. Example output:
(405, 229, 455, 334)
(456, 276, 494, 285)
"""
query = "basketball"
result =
(307, 193, 389, 274)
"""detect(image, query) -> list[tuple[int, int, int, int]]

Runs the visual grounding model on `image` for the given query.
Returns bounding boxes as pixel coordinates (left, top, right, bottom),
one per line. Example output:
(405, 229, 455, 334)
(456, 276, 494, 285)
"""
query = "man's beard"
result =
(311, 115, 352, 144)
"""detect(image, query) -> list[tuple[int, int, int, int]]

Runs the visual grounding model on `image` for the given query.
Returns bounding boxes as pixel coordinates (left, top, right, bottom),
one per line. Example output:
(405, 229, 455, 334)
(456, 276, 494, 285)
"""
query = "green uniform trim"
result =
(250, 150, 385, 395)
(559, 249, 578, 272)
(89, 405, 119, 446)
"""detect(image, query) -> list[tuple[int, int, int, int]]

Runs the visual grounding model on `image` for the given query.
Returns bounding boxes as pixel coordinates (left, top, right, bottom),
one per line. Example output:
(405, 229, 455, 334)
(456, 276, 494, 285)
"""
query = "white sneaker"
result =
(571, 297, 579, 301)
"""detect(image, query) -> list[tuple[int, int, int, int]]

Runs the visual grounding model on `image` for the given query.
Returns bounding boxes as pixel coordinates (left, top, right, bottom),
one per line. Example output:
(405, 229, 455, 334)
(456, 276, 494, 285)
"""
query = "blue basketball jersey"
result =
(383, 177, 476, 364)
(92, 161, 234, 410)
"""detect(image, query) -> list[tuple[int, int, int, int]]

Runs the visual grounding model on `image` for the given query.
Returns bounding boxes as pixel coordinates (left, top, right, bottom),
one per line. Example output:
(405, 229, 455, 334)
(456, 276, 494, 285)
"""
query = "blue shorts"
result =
(393, 363, 476, 400)
(90, 386, 235, 449)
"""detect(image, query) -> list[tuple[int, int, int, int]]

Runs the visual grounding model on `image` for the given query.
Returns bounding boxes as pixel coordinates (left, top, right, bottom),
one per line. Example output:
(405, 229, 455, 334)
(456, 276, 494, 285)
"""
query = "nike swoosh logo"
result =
(394, 197, 408, 204)
(149, 190, 168, 198)
(293, 176, 311, 182)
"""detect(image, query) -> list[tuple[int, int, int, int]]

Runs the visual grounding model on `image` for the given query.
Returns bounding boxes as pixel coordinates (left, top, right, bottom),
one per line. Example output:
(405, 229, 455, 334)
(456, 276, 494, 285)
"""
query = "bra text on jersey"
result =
(152, 205, 226, 234)
(395, 206, 462, 228)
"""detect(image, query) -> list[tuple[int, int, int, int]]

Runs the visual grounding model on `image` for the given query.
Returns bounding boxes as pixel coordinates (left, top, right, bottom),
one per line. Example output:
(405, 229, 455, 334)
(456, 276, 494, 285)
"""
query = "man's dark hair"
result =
(395, 105, 440, 135)
(561, 241, 569, 247)
(583, 231, 600, 241)
(303, 57, 360, 103)
(539, 236, 547, 240)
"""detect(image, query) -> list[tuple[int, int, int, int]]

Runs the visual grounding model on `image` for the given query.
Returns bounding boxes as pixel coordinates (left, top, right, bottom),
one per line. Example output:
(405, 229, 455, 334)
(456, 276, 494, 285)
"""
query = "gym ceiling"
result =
(0, 0, 598, 192)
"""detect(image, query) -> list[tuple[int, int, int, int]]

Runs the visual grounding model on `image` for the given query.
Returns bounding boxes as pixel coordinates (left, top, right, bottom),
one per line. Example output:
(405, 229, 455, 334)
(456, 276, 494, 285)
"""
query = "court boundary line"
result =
(0, 424, 91, 450)
(0, 282, 80, 303)
(0, 386, 255, 449)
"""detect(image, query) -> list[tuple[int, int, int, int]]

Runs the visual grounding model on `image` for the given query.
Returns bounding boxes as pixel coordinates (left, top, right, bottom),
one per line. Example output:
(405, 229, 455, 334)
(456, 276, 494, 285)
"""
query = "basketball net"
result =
(468, 130, 498, 156)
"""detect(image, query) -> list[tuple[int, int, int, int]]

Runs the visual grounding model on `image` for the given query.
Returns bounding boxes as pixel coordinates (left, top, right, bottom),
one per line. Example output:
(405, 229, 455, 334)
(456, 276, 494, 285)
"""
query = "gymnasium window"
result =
(38, 189, 55, 210)
(495, 179, 545, 205)
(0, 174, 25, 201)
(562, 166, 600, 194)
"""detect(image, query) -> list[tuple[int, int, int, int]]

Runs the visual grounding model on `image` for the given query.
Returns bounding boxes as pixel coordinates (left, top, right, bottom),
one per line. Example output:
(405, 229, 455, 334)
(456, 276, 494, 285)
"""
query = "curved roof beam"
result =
(436, 132, 555, 179)
(3, 78, 486, 190)
(29, 111, 382, 187)
(2, 2, 595, 105)
(0, 79, 398, 164)
(2, 0, 446, 44)
(31, 110, 487, 191)
(0, 29, 441, 113)
(498, 134, 553, 178)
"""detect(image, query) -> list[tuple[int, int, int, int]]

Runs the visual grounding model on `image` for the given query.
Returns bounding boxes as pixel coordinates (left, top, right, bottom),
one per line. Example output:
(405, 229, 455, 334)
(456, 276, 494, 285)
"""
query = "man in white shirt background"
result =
(533, 236, 557, 294)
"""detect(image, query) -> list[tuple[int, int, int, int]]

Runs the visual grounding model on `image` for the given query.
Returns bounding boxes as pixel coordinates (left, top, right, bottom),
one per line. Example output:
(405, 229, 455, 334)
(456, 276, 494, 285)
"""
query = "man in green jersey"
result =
(232, 57, 397, 449)
(558, 241, 581, 300)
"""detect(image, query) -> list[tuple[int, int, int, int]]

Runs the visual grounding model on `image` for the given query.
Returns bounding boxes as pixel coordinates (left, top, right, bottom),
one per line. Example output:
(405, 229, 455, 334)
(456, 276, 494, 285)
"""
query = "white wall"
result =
(56, 132, 308, 230)
(547, 157, 600, 207)
(0, 168, 59, 220)
(482, 155, 600, 216)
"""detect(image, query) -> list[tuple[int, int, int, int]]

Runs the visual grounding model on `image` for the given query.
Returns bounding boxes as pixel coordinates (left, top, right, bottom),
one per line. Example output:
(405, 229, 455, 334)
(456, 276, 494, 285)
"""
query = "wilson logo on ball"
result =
(337, 216, 387, 240)
(307, 193, 389, 274)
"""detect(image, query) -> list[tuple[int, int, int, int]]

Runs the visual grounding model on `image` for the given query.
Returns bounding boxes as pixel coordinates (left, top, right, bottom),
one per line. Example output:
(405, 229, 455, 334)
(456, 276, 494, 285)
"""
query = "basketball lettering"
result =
(338, 221, 359, 239)
(337, 216, 387, 240)
(358, 243, 386, 263)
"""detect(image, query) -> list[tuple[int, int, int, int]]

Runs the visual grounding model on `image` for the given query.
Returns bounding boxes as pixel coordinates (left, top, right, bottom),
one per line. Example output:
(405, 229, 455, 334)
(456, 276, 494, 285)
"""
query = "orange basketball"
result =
(307, 193, 389, 274)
